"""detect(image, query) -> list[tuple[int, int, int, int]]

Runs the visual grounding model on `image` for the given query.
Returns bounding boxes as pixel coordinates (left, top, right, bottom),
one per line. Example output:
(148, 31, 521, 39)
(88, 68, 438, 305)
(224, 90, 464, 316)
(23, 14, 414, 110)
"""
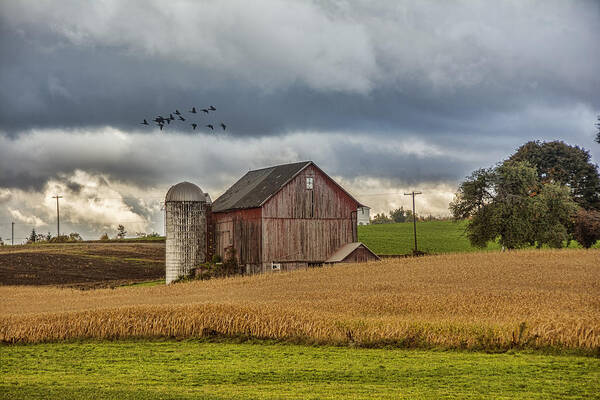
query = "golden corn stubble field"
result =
(1, 249, 598, 351)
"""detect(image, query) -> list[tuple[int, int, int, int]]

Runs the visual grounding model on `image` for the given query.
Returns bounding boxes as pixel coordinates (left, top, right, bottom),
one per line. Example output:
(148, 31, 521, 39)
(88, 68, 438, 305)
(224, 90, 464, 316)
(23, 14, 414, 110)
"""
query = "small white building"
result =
(357, 206, 371, 225)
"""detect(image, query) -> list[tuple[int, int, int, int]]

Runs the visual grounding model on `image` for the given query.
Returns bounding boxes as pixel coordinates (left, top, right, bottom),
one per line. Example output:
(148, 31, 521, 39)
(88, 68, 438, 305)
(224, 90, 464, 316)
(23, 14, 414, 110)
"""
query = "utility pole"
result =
(52, 195, 63, 238)
(11, 222, 14, 246)
(404, 191, 422, 253)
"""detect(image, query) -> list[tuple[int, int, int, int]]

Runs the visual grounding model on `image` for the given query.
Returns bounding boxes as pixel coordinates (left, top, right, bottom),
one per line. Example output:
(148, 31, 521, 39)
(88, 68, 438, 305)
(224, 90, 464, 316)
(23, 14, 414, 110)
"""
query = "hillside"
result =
(2, 249, 598, 352)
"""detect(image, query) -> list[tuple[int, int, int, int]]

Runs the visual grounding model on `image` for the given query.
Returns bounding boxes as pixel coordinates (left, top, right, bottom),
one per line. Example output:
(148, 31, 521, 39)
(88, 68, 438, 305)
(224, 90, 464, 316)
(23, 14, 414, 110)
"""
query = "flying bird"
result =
(141, 119, 149, 125)
(169, 114, 175, 121)
(201, 108, 209, 114)
(178, 116, 185, 121)
(220, 122, 226, 130)
(189, 107, 197, 114)
(191, 123, 197, 130)
(206, 124, 214, 130)
(153, 116, 165, 124)
(209, 105, 216, 111)
(174, 110, 182, 116)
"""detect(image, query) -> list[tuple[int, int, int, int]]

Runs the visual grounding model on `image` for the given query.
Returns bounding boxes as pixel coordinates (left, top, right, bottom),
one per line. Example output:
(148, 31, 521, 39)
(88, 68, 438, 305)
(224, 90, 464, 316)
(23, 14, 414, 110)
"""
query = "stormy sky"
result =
(1, 0, 599, 241)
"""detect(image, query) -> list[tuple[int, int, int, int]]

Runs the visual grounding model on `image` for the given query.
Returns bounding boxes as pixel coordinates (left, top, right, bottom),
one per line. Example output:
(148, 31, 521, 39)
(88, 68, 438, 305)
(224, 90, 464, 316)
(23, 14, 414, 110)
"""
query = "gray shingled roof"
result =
(212, 161, 312, 212)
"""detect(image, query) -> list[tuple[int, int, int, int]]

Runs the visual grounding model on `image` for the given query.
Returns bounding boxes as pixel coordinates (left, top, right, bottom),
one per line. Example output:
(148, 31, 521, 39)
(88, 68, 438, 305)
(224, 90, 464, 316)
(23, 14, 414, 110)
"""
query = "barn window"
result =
(271, 262, 281, 271)
(306, 177, 313, 190)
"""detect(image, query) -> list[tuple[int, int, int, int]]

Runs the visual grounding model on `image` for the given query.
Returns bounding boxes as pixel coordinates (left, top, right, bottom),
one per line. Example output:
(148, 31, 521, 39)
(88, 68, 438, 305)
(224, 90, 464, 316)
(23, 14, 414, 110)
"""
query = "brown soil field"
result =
(1, 249, 598, 351)
(0, 243, 165, 289)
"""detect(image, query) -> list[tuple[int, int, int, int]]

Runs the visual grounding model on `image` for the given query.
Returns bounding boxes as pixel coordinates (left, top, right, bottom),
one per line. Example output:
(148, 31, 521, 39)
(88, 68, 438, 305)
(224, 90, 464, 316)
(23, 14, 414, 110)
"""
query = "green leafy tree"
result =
(449, 168, 495, 219)
(389, 207, 407, 223)
(508, 140, 600, 210)
(371, 213, 392, 224)
(28, 228, 37, 243)
(531, 183, 578, 248)
(451, 161, 578, 249)
(491, 162, 539, 249)
(100, 233, 109, 241)
(404, 209, 418, 223)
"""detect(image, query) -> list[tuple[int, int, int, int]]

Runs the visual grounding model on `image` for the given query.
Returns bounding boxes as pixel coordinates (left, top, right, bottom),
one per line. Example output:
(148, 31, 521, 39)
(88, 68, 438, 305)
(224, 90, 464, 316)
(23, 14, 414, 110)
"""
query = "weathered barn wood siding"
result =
(262, 164, 359, 269)
(213, 208, 262, 266)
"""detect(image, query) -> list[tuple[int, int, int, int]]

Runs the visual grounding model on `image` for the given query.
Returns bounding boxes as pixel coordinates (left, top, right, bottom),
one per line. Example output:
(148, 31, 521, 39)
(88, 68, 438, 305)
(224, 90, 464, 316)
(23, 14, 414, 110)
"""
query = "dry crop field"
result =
(1, 249, 598, 352)
(0, 243, 165, 289)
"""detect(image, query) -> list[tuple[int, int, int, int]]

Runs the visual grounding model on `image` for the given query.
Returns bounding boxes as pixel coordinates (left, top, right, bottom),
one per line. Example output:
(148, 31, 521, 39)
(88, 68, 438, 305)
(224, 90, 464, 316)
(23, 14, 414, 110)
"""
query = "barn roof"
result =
(324, 242, 380, 263)
(212, 161, 364, 212)
(212, 161, 312, 212)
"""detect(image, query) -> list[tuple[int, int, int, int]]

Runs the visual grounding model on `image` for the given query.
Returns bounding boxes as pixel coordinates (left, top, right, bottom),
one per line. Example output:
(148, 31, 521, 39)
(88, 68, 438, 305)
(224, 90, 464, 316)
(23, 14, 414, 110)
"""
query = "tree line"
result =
(371, 208, 452, 224)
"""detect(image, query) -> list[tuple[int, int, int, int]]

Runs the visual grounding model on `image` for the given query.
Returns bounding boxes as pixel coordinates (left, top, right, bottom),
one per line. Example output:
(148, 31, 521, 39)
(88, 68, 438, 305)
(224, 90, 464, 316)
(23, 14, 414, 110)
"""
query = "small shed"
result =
(324, 242, 380, 264)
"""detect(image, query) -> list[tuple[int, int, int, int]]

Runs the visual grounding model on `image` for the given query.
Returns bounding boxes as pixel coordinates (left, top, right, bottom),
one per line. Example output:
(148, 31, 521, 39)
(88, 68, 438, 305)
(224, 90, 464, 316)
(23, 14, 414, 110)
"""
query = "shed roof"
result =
(324, 242, 380, 263)
(212, 161, 312, 212)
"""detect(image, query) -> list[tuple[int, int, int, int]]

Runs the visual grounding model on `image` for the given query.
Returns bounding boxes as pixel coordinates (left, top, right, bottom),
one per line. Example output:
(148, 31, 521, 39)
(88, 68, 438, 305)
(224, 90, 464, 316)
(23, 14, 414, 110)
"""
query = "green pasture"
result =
(357, 220, 598, 255)
(1, 340, 598, 400)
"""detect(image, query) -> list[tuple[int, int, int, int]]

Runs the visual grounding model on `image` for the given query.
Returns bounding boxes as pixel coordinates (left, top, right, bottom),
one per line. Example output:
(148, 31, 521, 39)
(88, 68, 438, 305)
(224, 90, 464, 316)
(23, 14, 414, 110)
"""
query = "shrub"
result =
(573, 209, 600, 248)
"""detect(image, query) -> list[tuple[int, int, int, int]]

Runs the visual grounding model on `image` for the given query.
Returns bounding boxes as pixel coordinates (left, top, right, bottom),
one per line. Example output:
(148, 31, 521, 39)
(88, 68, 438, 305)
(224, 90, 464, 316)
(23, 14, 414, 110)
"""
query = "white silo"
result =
(164, 181, 210, 284)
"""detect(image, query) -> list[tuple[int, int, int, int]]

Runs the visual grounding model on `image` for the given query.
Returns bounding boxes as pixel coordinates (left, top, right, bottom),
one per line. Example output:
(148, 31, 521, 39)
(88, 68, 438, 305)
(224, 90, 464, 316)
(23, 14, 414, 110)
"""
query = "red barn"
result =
(211, 161, 379, 273)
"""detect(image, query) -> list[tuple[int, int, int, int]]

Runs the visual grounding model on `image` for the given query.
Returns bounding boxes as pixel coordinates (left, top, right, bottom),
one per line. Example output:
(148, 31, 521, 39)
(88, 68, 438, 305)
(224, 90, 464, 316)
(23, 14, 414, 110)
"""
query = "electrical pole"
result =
(52, 195, 63, 238)
(404, 191, 422, 253)
(11, 222, 14, 246)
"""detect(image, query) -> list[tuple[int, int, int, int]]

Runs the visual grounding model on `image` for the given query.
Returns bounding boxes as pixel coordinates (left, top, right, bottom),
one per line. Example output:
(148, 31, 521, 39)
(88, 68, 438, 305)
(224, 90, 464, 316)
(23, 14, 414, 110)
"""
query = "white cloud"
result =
(8, 209, 46, 226)
(42, 170, 150, 232)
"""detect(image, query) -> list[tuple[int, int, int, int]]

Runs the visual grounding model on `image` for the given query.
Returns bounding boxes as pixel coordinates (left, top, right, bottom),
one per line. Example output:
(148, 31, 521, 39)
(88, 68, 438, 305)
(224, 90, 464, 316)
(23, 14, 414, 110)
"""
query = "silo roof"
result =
(165, 181, 207, 202)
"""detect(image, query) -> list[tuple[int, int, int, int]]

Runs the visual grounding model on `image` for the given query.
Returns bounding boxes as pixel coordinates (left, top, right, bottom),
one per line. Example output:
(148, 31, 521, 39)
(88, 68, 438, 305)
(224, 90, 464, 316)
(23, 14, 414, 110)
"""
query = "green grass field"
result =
(357, 220, 598, 255)
(357, 220, 496, 254)
(1, 340, 598, 400)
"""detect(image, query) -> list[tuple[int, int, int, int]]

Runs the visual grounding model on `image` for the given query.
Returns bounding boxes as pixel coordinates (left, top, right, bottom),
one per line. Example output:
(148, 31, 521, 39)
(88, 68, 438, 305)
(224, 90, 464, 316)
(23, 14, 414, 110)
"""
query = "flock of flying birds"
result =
(140, 105, 227, 132)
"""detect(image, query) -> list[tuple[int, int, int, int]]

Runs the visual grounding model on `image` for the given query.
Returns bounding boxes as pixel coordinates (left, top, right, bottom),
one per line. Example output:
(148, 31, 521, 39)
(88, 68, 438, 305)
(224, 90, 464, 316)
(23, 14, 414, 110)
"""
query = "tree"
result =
(117, 225, 127, 239)
(449, 168, 495, 219)
(508, 141, 600, 210)
(390, 207, 407, 223)
(371, 213, 392, 224)
(68, 232, 83, 242)
(0, 236, 4, 246)
(573, 209, 600, 248)
(99, 233, 109, 241)
(531, 183, 578, 248)
(450, 161, 578, 249)
(28, 228, 37, 243)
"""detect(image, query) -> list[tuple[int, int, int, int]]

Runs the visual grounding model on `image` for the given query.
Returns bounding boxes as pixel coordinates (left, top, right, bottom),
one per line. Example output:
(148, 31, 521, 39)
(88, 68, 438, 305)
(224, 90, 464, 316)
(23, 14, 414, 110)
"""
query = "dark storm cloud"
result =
(1, 0, 598, 141)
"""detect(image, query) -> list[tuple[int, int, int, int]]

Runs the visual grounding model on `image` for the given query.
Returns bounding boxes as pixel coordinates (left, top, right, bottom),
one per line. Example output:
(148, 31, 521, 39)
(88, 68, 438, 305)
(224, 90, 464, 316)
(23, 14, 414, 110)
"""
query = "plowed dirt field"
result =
(0, 243, 165, 289)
